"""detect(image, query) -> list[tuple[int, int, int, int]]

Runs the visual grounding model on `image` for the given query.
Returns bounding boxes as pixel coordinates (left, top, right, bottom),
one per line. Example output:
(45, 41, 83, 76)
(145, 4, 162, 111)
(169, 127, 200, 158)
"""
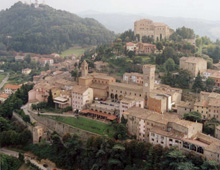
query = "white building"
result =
(126, 42, 137, 52)
(22, 68, 32, 75)
(72, 85, 93, 111)
(4, 84, 20, 95)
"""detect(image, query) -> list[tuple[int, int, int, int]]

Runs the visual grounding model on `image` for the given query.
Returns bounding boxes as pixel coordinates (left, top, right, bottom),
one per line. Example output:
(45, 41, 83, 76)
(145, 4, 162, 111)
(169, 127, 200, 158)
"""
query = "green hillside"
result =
(0, 2, 115, 54)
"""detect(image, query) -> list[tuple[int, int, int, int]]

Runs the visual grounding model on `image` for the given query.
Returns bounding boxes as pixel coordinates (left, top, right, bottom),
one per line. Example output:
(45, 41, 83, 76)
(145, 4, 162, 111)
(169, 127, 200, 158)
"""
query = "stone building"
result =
(180, 57, 207, 77)
(124, 107, 202, 143)
(177, 101, 194, 117)
(123, 72, 144, 85)
(136, 43, 157, 54)
(81, 60, 88, 77)
(210, 71, 220, 87)
(134, 19, 172, 42)
(110, 64, 182, 115)
(79, 60, 116, 99)
(123, 107, 220, 162)
(193, 91, 220, 121)
(215, 125, 220, 140)
(33, 126, 45, 144)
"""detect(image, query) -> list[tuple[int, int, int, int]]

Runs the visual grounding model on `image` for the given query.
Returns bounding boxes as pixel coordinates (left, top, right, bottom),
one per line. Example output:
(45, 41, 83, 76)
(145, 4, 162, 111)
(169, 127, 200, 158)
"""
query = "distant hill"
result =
(0, 2, 115, 54)
(78, 11, 220, 41)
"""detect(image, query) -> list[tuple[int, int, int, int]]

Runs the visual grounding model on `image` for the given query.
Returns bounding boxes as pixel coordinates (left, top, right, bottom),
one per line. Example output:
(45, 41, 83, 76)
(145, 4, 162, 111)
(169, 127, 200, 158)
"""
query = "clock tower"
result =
(143, 64, 155, 96)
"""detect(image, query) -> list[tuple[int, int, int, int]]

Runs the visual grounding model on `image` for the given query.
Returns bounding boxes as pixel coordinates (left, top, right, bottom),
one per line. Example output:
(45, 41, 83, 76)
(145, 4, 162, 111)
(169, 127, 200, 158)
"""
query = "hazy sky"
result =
(1, 0, 220, 21)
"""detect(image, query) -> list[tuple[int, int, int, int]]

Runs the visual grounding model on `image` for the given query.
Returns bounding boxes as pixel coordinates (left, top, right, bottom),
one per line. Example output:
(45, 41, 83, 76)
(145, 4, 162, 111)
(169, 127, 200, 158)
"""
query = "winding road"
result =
(0, 72, 9, 89)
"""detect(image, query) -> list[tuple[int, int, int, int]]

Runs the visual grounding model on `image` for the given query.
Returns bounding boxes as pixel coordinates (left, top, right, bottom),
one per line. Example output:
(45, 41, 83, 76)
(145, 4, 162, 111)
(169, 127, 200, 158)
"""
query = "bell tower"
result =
(143, 64, 155, 95)
(81, 60, 88, 77)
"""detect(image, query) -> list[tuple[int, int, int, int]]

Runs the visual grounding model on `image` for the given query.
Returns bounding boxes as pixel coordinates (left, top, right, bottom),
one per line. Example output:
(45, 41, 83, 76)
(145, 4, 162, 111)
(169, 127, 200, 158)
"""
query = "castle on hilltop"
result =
(24, 0, 46, 8)
(134, 19, 172, 42)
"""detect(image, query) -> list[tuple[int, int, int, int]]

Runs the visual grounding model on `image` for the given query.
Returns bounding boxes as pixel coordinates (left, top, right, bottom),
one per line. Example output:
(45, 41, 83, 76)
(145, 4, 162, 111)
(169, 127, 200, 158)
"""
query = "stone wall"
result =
(12, 112, 33, 132)
(29, 111, 100, 143)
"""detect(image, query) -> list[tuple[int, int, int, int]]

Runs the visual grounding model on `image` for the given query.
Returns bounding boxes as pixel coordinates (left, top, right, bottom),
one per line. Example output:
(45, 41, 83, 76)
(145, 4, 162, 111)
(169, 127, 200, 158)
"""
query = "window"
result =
(169, 139, 173, 142)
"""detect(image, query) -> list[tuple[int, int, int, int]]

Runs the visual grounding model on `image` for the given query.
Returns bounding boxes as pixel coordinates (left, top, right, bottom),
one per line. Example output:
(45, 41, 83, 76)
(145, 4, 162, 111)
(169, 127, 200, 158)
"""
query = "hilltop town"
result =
(1, 2, 220, 170)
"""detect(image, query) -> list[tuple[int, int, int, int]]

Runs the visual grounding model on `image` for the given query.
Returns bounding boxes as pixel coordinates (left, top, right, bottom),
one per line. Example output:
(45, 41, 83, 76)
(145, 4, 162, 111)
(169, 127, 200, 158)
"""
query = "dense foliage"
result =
(183, 111, 202, 123)
(0, 84, 34, 119)
(0, 154, 22, 170)
(0, 2, 115, 54)
(0, 84, 33, 146)
(25, 134, 219, 170)
(170, 27, 195, 41)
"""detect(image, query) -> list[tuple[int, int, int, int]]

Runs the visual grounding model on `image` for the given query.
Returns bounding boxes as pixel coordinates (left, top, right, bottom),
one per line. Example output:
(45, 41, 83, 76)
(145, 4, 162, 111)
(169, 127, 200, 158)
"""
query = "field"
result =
(61, 46, 89, 57)
(0, 74, 6, 83)
(43, 115, 115, 137)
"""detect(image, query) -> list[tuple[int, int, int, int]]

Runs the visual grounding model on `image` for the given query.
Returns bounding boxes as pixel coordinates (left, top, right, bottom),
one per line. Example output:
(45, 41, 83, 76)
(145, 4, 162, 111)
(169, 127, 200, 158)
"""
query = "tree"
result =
(183, 111, 202, 122)
(164, 58, 176, 72)
(177, 161, 199, 170)
(196, 37, 202, 47)
(0, 117, 11, 131)
(24, 55, 31, 64)
(176, 69, 192, 88)
(206, 78, 215, 91)
(120, 29, 135, 42)
(192, 72, 204, 93)
(114, 38, 123, 55)
(156, 42, 163, 51)
(127, 51, 135, 58)
(176, 27, 195, 39)
(113, 123, 127, 140)
(47, 90, 55, 108)
(161, 71, 175, 86)
(142, 36, 154, 43)
(18, 153, 24, 162)
(121, 115, 127, 125)
(201, 160, 219, 170)
(161, 147, 186, 170)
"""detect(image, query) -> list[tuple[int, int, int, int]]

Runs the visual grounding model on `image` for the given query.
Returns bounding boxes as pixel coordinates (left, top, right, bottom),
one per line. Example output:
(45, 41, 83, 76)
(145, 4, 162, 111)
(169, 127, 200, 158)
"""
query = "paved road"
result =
(0, 73, 9, 89)
(22, 104, 36, 122)
(0, 148, 58, 170)
(0, 148, 19, 158)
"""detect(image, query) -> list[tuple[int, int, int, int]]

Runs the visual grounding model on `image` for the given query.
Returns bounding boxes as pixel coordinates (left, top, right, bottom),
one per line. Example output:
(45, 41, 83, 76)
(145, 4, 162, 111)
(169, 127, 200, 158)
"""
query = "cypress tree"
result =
(192, 72, 204, 93)
(47, 90, 55, 108)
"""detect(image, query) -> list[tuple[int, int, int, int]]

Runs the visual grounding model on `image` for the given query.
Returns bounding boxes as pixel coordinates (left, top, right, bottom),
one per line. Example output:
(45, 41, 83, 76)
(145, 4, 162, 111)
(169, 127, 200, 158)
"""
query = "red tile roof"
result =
(4, 84, 20, 90)
(81, 109, 117, 120)
(0, 94, 9, 99)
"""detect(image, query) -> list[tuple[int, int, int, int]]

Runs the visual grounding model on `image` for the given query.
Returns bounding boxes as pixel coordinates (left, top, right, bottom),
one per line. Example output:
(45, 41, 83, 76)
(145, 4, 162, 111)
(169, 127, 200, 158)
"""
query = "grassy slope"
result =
(0, 74, 6, 83)
(61, 46, 89, 57)
(43, 115, 115, 137)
